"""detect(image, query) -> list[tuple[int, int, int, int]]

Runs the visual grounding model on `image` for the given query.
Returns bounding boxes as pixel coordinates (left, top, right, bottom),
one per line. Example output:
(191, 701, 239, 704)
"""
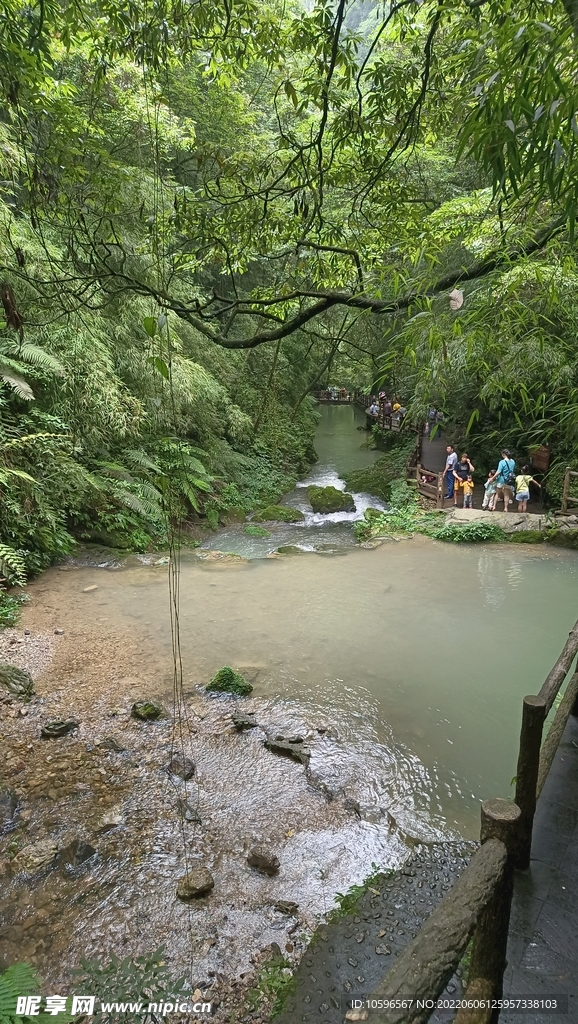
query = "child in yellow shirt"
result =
(462, 475, 475, 509)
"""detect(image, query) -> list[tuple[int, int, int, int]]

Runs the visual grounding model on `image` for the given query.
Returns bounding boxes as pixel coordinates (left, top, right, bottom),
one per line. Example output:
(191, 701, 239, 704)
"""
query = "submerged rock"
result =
(307, 485, 355, 514)
(41, 720, 79, 739)
(231, 712, 258, 731)
(244, 524, 270, 538)
(14, 839, 58, 873)
(168, 754, 195, 780)
(276, 545, 305, 555)
(0, 663, 34, 700)
(97, 735, 126, 751)
(264, 734, 311, 767)
(248, 846, 280, 875)
(96, 806, 123, 833)
(131, 700, 164, 721)
(176, 798, 202, 823)
(275, 900, 299, 915)
(58, 839, 97, 872)
(251, 506, 305, 523)
(177, 866, 214, 899)
(206, 666, 253, 696)
(0, 788, 18, 834)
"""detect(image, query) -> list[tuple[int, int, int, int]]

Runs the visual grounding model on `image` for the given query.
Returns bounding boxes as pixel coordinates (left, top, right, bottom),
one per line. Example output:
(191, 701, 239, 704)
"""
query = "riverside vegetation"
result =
(2, 0, 578, 614)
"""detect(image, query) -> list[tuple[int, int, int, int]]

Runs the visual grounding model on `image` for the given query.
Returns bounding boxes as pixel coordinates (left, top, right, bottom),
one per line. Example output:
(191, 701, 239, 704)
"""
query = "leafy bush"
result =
(434, 520, 507, 543)
(0, 590, 28, 627)
(247, 956, 295, 1019)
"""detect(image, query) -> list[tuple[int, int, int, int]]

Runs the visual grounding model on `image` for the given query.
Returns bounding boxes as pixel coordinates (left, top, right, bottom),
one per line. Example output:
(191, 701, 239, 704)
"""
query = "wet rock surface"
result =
(57, 839, 97, 873)
(177, 865, 215, 899)
(168, 753, 195, 780)
(0, 788, 18, 834)
(13, 839, 59, 874)
(231, 712, 258, 731)
(264, 734, 311, 766)
(40, 720, 79, 739)
(247, 846, 280, 875)
(275, 844, 475, 1024)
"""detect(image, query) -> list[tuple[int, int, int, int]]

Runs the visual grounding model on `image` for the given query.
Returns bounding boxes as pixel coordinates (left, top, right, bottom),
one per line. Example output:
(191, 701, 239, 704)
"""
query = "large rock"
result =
(177, 866, 214, 900)
(247, 846, 280, 875)
(0, 663, 34, 699)
(168, 754, 195, 780)
(307, 486, 355, 514)
(131, 700, 164, 721)
(41, 720, 79, 739)
(231, 712, 258, 731)
(206, 666, 253, 696)
(252, 506, 305, 523)
(264, 734, 311, 767)
(13, 839, 58, 873)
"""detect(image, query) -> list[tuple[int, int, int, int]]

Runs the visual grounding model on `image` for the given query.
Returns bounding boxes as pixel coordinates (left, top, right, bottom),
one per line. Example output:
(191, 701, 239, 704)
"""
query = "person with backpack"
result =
(493, 449, 516, 512)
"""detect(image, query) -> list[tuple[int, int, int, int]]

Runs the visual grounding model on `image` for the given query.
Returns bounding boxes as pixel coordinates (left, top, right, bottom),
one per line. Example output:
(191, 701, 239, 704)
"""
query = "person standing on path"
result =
(482, 469, 498, 510)
(515, 466, 541, 512)
(452, 452, 475, 507)
(462, 475, 475, 508)
(493, 449, 516, 512)
(443, 445, 458, 501)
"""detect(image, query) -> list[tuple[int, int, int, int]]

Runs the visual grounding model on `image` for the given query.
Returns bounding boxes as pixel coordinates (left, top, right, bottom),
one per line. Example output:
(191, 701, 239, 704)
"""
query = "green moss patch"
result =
(508, 530, 545, 544)
(206, 666, 253, 696)
(244, 524, 270, 538)
(252, 506, 304, 523)
(546, 528, 578, 550)
(307, 485, 355, 514)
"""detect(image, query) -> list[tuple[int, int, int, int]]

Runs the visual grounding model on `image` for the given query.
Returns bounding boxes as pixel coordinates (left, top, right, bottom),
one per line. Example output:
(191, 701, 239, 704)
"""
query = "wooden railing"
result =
(362, 618, 578, 1024)
(561, 466, 578, 514)
(415, 464, 444, 508)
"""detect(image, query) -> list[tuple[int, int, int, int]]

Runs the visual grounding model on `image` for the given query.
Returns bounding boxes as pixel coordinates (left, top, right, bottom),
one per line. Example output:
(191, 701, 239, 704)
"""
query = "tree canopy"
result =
(1, 0, 578, 580)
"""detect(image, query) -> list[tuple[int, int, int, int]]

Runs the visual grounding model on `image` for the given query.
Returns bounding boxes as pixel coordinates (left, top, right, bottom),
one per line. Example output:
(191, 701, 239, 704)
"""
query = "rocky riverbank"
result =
(0, 567, 437, 1022)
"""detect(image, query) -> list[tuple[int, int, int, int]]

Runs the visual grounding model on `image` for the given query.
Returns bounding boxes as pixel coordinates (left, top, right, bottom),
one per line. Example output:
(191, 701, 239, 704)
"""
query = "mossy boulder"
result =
(252, 506, 304, 523)
(131, 700, 164, 721)
(0, 663, 34, 700)
(206, 666, 253, 696)
(508, 530, 545, 544)
(244, 524, 270, 537)
(547, 528, 578, 550)
(307, 485, 355, 514)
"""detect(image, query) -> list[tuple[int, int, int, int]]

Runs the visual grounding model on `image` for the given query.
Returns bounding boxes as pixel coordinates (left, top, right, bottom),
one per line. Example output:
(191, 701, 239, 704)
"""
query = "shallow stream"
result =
(2, 404, 578, 997)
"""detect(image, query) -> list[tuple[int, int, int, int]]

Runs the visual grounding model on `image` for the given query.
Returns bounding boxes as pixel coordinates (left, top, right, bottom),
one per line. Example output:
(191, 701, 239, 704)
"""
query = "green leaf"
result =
(143, 317, 157, 338)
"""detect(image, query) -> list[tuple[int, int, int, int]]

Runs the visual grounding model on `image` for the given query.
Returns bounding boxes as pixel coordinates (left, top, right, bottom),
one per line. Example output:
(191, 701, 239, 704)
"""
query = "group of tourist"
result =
(368, 394, 407, 424)
(443, 446, 541, 512)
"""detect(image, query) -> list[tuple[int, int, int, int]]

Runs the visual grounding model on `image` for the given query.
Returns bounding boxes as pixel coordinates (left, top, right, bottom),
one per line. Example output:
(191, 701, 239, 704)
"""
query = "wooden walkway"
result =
(502, 714, 578, 1021)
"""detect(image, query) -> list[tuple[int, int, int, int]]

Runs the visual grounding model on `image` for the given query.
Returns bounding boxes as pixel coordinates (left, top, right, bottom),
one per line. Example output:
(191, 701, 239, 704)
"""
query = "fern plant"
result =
(0, 963, 73, 1023)
(0, 543, 27, 585)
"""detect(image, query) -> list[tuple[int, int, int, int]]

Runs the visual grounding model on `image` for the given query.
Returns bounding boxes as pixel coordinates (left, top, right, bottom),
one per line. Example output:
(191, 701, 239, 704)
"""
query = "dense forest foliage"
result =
(1, 0, 578, 582)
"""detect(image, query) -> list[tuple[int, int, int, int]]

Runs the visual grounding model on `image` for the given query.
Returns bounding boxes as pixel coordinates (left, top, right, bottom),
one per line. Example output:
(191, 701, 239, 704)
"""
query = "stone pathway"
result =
(502, 715, 578, 1023)
(275, 843, 474, 1024)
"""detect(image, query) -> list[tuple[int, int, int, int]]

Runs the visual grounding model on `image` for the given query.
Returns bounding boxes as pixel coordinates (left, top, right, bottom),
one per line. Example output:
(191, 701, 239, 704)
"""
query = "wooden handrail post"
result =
(561, 466, 570, 514)
(572, 657, 578, 717)
(514, 695, 547, 869)
(455, 799, 521, 1024)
